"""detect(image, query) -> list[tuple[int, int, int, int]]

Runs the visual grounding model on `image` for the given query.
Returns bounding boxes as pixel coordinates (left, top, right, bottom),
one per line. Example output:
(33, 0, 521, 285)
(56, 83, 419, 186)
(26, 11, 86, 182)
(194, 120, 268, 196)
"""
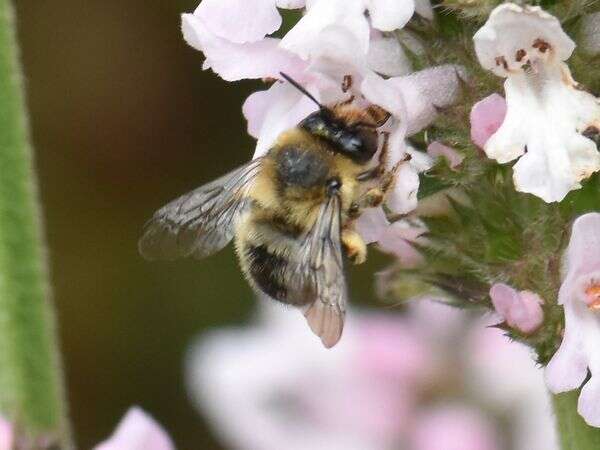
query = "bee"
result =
(139, 73, 400, 348)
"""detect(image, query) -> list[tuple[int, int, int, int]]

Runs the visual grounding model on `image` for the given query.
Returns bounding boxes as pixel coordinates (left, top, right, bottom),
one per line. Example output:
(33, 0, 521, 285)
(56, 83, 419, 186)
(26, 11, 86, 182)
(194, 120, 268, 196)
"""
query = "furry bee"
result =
(139, 74, 399, 348)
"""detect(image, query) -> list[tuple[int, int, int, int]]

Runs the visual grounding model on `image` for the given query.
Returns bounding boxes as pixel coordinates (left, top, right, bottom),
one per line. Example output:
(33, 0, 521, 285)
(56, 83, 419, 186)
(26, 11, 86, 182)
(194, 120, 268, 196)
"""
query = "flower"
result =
(0, 417, 12, 450)
(187, 299, 557, 450)
(469, 94, 507, 150)
(473, 3, 600, 202)
(489, 283, 544, 334)
(546, 213, 600, 427)
(94, 407, 175, 450)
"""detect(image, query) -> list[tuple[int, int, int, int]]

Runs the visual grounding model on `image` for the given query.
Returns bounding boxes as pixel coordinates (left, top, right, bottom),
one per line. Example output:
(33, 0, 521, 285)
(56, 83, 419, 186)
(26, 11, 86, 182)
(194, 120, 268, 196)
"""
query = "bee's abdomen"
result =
(244, 244, 289, 302)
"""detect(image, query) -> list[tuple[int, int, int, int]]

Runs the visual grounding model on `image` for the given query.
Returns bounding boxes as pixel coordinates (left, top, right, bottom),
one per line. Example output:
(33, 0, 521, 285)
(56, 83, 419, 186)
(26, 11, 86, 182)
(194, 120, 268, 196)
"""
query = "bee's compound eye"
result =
(326, 177, 342, 195)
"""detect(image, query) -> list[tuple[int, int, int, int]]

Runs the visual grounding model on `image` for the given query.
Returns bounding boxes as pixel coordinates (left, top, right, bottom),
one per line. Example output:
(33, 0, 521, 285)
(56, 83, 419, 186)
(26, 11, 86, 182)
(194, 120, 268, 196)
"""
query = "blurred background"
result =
(13, 1, 392, 448)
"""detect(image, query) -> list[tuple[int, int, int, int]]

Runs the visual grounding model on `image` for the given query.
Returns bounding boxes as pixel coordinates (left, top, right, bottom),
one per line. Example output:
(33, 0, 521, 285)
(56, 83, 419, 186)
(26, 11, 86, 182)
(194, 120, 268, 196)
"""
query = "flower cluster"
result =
(182, 0, 465, 221)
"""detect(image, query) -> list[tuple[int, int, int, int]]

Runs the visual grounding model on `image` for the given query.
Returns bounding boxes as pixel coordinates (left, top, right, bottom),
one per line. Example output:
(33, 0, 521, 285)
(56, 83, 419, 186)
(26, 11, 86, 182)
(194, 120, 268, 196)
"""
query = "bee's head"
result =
(299, 109, 379, 164)
(278, 72, 386, 165)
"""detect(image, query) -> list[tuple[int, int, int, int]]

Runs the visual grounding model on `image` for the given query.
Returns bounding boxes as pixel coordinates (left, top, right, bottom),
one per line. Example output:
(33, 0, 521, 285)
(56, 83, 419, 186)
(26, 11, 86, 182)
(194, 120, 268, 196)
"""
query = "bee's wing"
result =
(295, 194, 347, 348)
(139, 158, 262, 260)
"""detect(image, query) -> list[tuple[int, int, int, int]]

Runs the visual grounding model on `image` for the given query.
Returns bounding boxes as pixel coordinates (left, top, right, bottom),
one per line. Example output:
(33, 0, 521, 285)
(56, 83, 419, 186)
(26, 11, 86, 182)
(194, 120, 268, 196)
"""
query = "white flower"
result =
(473, 3, 600, 203)
(546, 213, 600, 427)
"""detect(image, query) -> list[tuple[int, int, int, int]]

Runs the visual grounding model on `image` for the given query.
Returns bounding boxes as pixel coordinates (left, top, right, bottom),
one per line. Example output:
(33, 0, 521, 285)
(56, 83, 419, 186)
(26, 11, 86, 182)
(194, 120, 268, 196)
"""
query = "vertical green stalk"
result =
(553, 391, 600, 450)
(0, 0, 71, 447)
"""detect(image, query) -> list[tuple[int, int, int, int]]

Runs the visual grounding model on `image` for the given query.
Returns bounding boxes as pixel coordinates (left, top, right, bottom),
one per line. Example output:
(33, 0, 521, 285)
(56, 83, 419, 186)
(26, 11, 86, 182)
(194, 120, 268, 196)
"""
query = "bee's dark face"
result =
(300, 110, 378, 164)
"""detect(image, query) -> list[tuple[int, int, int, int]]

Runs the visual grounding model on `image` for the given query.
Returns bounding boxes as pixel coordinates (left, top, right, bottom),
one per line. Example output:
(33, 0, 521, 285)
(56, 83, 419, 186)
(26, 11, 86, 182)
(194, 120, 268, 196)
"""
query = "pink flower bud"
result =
(469, 94, 506, 149)
(489, 283, 544, 334)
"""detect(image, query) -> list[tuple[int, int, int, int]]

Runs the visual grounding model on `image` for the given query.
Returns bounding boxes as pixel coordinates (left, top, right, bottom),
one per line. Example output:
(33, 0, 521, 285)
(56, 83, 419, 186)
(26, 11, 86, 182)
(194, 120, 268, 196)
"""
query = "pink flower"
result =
(0, 417, 13, 450)
(489, 283, 544, 334)
(469, 93, 507, 149)
(94, 408, 175, 450)
(546, 213, 600, 427)
(410, 405, 500, 450)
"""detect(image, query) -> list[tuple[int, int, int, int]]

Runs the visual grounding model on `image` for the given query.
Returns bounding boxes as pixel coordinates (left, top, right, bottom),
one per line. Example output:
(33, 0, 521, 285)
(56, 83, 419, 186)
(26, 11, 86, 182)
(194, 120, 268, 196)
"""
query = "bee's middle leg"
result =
(341, 228, 367, 265)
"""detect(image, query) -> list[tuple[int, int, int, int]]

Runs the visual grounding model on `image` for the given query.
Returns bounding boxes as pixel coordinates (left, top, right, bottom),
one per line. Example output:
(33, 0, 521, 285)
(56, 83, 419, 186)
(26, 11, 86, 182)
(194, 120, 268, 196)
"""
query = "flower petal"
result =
(195, 0, 281, 44)
(473, 3, 575, 77)
(387, 160, 420, 214)
(244, 82, 319, 158)
(354, 207, 389, 244)
(276, 0, 306, 8)
(363, 66, 464, 136)
(469, 94, 507, 149)
(367, 34, 412, 77)
(366, 0, 416, 32)
(280, 0, 370, 60)
(94, 408, 175, 450)
(182, 14, 306, 82)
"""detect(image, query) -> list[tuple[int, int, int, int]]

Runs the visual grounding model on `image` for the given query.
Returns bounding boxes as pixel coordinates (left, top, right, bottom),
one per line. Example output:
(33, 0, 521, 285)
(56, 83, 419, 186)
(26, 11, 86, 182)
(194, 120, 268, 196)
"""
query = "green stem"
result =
(553, 391, 600, 450)
(0, 1, 71, 447)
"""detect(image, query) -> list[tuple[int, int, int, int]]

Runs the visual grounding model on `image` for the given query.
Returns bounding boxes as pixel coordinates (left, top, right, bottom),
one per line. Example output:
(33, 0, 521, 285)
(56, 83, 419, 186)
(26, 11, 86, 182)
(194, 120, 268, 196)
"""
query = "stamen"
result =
(585, 284, 600, 310)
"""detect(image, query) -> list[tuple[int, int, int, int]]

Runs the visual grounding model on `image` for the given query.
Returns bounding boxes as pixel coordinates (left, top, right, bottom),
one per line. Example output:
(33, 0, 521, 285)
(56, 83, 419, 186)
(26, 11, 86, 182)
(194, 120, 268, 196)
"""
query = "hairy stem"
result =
(0, 0, 71, 446)
(553, 391, 600, 450)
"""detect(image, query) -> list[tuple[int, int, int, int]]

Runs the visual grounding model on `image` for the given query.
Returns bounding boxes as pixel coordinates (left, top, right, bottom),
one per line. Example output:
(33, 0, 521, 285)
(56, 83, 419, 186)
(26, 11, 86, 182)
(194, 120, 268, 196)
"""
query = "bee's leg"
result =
(355, 158, 403, 209)
(341, 228, 367, 265)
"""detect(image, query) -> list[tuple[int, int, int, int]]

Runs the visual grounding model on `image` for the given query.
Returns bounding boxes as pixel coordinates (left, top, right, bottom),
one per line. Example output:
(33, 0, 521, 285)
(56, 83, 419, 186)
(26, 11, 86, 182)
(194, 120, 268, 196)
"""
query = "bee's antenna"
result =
(279, 72, 323, 109)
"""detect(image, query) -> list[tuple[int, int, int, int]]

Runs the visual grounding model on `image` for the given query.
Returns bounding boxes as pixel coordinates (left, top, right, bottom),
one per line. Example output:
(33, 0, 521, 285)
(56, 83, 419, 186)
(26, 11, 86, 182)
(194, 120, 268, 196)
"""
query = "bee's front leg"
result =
(341, 228, 367, 265)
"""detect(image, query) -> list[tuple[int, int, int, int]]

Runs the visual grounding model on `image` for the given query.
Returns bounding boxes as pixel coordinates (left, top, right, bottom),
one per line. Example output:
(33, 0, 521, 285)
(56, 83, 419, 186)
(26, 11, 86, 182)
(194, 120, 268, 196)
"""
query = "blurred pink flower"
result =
(187, 302, 420, 450)
(94, 407, 175, 450)
(0, 417, 12, 450)
(187, 299, 558, 450)
(411, 405, 500, 450)
(469, 93, 506, 149)
(546, 213, 600, 427)
(427, 141, 464, 169)
(489, 283, 544, 334)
